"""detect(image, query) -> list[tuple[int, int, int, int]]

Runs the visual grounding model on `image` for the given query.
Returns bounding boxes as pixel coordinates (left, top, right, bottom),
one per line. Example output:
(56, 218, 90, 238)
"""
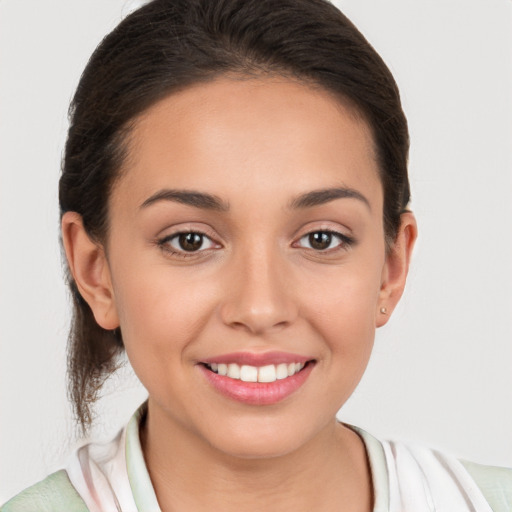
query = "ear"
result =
(61, 212, 119, 330)
(376, 212, 417, 327)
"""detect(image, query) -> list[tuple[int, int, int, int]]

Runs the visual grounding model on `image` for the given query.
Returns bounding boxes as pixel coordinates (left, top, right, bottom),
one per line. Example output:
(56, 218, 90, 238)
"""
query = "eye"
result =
(296, 230, 351, 251)
(161, 231, 217, 253)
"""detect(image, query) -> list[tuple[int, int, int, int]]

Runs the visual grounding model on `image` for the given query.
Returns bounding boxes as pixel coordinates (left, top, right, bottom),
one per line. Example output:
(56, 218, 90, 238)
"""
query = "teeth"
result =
(207, 362, 306, 382)
(258, 364, 276, 383)
(276, 363, 288, 380)
(227, 363, 240, 379)
(240, 365, 258, 382)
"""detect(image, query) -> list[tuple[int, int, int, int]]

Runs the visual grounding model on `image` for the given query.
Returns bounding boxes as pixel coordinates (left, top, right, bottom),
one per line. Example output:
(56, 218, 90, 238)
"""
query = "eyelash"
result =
(294, 230, 355, 252)
(157, 229, 354, 258)
(157, 231, 219, 258)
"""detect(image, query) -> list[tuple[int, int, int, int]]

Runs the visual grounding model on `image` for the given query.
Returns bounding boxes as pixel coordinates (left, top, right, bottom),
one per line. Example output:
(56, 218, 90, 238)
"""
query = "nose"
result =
(219, 245, 298, 335)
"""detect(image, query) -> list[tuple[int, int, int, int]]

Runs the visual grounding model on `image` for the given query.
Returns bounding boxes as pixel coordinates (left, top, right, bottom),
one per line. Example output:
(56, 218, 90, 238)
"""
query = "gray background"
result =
(1, 0, 511, 503)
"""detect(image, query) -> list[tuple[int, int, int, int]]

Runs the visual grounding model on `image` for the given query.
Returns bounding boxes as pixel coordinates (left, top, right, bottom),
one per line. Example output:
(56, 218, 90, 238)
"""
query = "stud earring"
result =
(380, 307, 387, 315)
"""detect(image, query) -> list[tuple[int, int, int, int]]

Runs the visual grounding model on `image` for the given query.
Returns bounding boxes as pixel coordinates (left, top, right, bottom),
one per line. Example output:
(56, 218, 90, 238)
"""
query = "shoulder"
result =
(1, 470, 88, 512)
(351, 425, 512, 512)
(388, 441, 512, 512)
(460, 459, 512, 511)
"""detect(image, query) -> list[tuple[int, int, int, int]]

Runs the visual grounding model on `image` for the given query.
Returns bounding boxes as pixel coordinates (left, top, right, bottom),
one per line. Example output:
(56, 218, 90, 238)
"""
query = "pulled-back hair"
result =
(59, 0, 410, 433)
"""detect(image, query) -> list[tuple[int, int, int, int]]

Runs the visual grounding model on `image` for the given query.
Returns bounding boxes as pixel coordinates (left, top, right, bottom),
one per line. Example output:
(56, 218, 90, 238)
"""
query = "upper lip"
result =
(201, 351, 313, 367)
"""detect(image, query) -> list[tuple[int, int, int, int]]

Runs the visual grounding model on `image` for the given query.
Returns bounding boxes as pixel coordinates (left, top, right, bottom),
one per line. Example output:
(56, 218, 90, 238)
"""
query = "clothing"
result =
(2, 403, 511, 512)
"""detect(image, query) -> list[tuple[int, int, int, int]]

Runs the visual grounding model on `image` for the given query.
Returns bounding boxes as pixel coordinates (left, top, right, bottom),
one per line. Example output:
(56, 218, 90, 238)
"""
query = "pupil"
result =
(309, 232, 332, 250)
(179, 233, 203, 251)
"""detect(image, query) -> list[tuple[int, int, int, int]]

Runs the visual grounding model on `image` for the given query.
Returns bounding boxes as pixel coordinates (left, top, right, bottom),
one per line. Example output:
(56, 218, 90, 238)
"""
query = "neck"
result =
(140, 402, 372, 512)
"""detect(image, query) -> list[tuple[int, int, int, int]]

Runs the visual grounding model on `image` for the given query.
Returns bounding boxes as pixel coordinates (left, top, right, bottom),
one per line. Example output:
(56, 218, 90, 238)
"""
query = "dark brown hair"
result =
(59, 0, 410, 433)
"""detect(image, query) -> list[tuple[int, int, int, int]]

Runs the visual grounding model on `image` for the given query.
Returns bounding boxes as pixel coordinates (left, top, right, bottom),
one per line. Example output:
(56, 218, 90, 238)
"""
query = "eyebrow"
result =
(140, 189, 229, 212)
(289, 187, 371, 210)
(140, 186, 369, 212)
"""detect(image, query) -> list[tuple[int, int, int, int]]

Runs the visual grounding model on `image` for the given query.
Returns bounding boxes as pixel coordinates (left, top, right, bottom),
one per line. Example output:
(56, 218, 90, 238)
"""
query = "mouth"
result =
(202, 361, 310, 383)
(197, 354, 316, 405)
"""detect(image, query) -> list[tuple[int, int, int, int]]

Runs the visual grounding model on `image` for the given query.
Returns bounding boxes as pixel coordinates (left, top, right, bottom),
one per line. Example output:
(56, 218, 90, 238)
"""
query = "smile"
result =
(198, 353, 315, 405)
(205, 362, 306, 383)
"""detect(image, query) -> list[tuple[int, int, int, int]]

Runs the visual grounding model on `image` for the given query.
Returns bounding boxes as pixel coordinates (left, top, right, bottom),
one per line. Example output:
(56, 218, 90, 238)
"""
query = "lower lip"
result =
(198, 363, 314, 405)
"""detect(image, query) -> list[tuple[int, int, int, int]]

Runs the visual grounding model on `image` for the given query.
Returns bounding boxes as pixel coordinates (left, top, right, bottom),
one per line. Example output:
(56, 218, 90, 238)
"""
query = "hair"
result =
(59, 0, 410, 434)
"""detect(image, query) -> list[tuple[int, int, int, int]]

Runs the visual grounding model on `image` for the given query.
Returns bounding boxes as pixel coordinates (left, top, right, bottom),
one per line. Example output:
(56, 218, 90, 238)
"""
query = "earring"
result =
(380, 307, 387, 315)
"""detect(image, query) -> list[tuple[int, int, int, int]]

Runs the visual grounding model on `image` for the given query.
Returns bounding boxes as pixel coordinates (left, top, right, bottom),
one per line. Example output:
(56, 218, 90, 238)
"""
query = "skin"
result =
(62, 77, 416, 511)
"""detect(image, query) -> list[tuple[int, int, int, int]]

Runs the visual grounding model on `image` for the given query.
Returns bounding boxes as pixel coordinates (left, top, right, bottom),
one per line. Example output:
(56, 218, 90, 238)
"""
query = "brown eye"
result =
(296, 230, 353, 252)
(162, 231, 216, 254)
(308, 232, 333, 250)
(178, 232, 204, 251)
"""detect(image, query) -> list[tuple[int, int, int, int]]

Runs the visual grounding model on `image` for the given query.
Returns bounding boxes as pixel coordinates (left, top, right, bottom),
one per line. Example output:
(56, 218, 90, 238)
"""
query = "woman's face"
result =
(94, 77, 409, 458)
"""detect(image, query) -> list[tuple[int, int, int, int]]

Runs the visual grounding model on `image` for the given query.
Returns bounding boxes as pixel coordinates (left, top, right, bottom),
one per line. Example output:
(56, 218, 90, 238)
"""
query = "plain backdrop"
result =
(1, 0, 511, 503)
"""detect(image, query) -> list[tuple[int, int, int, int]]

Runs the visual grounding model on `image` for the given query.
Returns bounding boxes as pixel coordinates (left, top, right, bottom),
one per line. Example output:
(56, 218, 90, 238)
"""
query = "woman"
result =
(2, 0, 511, 510)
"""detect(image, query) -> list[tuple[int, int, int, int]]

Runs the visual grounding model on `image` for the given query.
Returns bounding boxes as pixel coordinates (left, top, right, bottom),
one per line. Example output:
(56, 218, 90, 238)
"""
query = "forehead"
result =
(113, 77, 382, 213)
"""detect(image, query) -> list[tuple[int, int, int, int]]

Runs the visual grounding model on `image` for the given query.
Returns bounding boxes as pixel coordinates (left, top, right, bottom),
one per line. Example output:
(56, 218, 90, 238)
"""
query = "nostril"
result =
(229, 321, 253, 333)
(227, 319, 291, 335)
(219, 278, 298, 334)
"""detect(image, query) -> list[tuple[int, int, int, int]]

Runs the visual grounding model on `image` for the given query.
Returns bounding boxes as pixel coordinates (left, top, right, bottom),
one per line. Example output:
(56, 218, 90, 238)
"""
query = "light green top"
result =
(460, 459, 512, 511)
(2, 408, 511, 511)
(1, 470, 88, 512)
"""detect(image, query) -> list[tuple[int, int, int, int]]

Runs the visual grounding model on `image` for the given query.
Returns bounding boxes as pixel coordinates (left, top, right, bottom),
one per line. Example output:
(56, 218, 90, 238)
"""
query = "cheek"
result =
(309, 286, 377, 373)
(304, 262, 382, 329)
(306, 279, 378, 407)
(111, 267, 218, 367)
(298, 254, 383, 372)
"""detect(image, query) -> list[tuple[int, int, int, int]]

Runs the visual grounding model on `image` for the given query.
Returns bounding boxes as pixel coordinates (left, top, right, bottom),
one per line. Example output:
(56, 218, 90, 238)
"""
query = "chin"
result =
(200, 414, 323, 461)
(213, 434, 304, 461)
